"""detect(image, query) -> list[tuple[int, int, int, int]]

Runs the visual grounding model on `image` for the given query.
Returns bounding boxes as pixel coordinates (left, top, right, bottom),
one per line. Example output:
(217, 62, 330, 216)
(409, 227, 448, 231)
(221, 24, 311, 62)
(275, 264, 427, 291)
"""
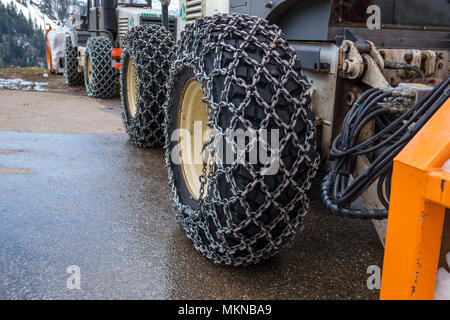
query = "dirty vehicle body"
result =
(163, 0, 450, 266)
(64, 0, 177, 146)
(203, 0, 450, 157)
(64, 0, 176, 96)
(66, 0, 177, 55)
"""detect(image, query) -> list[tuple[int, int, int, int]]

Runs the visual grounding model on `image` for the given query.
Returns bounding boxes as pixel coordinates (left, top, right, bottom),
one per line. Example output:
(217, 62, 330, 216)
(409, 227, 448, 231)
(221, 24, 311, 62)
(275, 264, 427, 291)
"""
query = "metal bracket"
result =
(294, 47, 330, 73)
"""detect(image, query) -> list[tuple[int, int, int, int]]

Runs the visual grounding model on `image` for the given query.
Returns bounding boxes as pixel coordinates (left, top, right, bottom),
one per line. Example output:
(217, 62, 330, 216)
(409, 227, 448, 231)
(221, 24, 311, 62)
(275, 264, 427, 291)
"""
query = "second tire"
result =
(84, 36, 115, 99)
(121, 24, 175, 148)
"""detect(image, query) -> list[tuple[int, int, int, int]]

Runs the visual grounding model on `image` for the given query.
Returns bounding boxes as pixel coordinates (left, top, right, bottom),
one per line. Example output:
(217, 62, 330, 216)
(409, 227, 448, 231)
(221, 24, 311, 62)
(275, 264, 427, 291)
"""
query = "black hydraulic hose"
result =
(335, 86, 448, 215)
(321, 177, 389, 219)
(330, 76, 450, 158)
(351, 88, 444, 156)
(377, 171, 390, 208)
(385, 62, 426, 84)
(331, 90, 385, 158)
(336, 86, 448, 204)
(322, 76, 450, 219)
(352, 106, 391, 144)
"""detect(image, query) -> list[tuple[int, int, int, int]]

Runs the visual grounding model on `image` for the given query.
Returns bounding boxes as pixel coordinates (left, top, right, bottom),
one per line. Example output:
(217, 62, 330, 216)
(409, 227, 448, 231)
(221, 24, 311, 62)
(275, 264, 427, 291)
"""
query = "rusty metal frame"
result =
(380, 97, 450, 300)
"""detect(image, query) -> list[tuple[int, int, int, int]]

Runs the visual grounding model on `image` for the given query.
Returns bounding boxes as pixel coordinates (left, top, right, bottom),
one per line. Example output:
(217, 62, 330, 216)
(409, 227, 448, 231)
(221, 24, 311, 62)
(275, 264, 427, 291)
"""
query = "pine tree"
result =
(0, 1, 46, 67)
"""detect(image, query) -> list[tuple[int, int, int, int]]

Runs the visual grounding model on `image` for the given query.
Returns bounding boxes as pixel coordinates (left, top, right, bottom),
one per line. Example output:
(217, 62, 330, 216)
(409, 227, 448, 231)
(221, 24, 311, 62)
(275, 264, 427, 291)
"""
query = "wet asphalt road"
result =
(0, 91, 384, 300)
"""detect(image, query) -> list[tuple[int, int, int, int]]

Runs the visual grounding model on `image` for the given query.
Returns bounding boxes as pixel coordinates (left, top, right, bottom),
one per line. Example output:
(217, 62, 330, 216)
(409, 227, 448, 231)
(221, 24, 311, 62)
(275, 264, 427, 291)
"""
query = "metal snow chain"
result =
(163, 14, 320, 266)
(122, 25, 175, 146)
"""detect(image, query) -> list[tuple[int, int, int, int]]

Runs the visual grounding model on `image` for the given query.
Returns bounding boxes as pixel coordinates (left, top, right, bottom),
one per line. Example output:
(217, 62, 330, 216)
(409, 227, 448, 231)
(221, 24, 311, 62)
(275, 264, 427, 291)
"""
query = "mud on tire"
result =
(84, 37, 115, 99)
(121, 24, 175, 148)
(164, 14, 320, 266)
(64, 37, 83, 86)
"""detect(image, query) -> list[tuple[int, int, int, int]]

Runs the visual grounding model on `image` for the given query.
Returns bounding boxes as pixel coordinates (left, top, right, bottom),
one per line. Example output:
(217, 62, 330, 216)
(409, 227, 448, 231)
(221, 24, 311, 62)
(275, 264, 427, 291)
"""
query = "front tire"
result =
(84, 37, 115, 99)
(164, 14, 320, 266)
(121, 24, 175, 148)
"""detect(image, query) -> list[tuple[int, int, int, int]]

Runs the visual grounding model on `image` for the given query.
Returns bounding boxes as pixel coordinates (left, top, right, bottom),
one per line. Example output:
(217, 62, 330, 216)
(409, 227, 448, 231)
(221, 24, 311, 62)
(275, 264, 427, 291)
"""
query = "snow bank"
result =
(435, 252, 450, 300)
(0, 78, 48, 91)
(47, 26, 70, 74)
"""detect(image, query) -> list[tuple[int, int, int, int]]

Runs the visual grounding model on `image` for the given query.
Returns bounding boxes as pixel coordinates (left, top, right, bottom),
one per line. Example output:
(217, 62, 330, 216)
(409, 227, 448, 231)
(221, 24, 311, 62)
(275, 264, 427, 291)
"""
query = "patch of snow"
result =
(34, 81, 48, 91)
(435, 252, 450, 300)
(0, 78, 48, 91)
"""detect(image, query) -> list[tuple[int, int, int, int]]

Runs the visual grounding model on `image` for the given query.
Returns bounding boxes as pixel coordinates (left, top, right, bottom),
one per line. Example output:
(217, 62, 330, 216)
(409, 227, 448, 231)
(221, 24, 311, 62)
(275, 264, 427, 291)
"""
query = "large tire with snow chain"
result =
(164, 14, 320, 266)
(84, 37, 115, 99)
(64, 37, 83, 86)
(121, 24, 175, 148)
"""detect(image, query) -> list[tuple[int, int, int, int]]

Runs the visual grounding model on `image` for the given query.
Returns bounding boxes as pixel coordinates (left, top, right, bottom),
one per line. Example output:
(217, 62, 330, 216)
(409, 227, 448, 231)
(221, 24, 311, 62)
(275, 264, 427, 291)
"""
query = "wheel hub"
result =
(126, 59, 138, 118)
(178, 79, 210, 201)
(87, 55, 92, 84)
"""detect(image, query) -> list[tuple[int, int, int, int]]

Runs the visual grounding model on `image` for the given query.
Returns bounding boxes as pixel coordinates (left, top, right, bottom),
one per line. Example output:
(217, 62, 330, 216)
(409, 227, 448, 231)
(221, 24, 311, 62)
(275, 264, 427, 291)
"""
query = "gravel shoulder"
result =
(0, 90, 124, 134)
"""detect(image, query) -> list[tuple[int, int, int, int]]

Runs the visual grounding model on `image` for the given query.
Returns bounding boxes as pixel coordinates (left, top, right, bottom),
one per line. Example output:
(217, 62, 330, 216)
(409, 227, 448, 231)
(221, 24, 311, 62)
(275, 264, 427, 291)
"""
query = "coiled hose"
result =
(321, 76, 450, 220)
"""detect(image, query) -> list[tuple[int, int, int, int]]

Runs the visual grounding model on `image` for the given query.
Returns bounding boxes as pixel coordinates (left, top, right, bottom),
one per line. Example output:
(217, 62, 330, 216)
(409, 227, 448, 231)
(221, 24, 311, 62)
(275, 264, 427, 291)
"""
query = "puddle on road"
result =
(0, 166, 29, 174)
(0, 149, 23, 154)
(0, 149, 29, 174)
(0, 78, 48, 91)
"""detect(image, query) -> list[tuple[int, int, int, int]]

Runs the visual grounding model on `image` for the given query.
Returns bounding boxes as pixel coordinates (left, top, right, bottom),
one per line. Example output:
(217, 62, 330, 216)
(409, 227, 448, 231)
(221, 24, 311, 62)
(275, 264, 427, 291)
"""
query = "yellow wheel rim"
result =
(178, 79, 211, 201)
(126, 59, 138, 118)
(87, 55, 92, 84)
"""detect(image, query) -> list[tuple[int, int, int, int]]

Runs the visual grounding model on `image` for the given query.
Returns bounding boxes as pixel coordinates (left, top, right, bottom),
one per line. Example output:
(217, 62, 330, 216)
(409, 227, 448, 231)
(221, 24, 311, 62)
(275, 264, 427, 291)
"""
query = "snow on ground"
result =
(435, 252, 450, 300)
(0, 0, 59, 29)
(0, 78, 48, 91)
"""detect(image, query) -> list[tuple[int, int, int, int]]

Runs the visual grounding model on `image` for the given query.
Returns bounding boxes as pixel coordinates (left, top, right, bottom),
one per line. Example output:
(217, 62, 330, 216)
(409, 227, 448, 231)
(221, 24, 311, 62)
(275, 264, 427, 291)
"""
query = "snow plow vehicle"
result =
(58, 0, 449, 298)
(152, 0, 450, 276)
(62, 0, 176, 146)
